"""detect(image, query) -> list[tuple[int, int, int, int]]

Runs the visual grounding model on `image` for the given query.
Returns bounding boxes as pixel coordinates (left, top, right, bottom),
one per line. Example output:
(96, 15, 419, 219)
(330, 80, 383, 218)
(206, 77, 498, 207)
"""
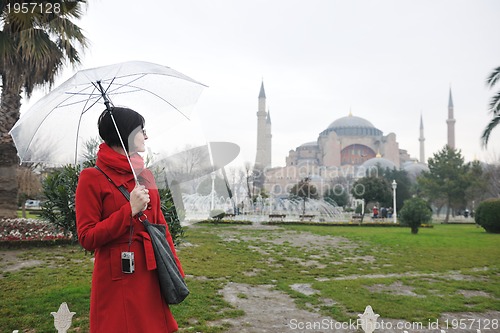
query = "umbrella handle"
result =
(97, 80, 113, 112)
(97, 81, 139, 185)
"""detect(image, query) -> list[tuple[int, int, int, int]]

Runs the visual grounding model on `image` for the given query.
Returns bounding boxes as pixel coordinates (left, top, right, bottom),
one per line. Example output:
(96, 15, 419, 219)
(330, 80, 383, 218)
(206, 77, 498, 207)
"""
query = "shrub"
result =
(158, 187, 185, 246)
(40, 165, 80, 242)
(209, 209, 225, 223)
(474, 199, 500, 233)
(399, 197, 432, 234)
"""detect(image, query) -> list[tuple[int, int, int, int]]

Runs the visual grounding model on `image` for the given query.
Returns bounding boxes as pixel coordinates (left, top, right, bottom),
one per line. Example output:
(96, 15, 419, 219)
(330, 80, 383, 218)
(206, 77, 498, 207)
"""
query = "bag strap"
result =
(94, 165, 140, 249)
(94, 165, 146, 219)
(95, 165, 131, 201)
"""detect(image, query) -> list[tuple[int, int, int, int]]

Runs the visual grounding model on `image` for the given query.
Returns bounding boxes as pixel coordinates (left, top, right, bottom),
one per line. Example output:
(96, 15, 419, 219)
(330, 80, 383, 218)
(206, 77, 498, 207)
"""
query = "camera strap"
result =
(95, 166, 135, 250)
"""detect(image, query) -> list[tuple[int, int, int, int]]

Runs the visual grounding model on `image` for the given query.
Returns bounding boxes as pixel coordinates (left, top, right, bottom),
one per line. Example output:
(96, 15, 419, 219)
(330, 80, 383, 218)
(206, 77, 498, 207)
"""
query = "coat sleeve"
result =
(154, 189, 185, 277)
(76, 168, 134, 251)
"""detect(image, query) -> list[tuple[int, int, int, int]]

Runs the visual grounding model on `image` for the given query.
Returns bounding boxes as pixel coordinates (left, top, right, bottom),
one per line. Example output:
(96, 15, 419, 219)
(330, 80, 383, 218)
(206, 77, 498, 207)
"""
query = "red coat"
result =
(76, 143, 183, 333)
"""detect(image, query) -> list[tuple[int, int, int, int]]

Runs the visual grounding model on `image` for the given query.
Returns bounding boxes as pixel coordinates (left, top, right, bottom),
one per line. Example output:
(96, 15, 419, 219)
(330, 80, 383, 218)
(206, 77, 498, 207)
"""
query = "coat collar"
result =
(95, 143, 145, 187)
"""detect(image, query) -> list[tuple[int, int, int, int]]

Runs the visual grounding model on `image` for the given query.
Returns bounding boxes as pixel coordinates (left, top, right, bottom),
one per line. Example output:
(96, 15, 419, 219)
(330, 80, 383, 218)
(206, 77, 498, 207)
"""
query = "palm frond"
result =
(488, 90, 500, 115)
(486, 66, 500, 88)
(481, 114, 500, 147)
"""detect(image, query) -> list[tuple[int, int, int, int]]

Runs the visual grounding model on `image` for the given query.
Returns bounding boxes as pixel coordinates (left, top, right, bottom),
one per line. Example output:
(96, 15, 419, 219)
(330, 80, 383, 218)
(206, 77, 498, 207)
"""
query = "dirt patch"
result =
(236, 230, 357, 251)
(216, 282, 500, 333)
(215, 282, 349, 333)
(367, 281, 424, 297)
(457, 290, 494, 298)
(219, 227, 368, 268)
(0, 250, 42, 276)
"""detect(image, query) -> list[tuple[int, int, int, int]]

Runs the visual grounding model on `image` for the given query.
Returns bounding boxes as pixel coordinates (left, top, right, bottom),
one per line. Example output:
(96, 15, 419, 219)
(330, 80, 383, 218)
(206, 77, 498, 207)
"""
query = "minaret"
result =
(419, 114, 425, 163)
(265, 109, 272, 166)
(255, 81, 271, 168)
(447, 88, 456, 149)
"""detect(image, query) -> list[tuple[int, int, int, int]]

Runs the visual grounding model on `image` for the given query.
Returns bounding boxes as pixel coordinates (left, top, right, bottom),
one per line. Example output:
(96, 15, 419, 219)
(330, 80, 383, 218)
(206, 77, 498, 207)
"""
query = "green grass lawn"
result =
(0, 223, 499, 332)
(16, 209, 44, 219)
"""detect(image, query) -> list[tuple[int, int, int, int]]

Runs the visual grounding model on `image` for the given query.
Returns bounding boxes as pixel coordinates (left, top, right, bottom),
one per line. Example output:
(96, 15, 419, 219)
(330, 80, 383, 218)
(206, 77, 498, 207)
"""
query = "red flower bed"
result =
(0, 218, 72, 242)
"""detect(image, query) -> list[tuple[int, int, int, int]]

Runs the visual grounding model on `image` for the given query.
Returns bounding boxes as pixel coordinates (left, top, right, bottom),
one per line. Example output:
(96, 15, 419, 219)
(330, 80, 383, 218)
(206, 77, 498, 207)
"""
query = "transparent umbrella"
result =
(9, 61, 206, 171)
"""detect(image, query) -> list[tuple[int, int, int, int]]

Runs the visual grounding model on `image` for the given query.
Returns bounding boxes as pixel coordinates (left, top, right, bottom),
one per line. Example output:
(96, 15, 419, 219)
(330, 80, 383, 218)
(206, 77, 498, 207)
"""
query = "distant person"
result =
(381, 207, 388, 219)
(372, 206, 379, 218)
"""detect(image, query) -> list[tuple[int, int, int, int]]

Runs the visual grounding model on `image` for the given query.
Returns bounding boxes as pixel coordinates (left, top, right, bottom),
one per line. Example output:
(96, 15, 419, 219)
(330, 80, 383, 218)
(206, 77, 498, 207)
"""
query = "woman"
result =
(76, 107, 184, 332)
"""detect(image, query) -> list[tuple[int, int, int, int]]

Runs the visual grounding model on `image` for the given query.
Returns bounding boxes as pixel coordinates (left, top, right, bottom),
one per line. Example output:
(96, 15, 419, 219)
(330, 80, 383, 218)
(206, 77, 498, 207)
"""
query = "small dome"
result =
(362, 157, 396, 170)
(299, 141, 318, 147)
(403, 162, 429, 182)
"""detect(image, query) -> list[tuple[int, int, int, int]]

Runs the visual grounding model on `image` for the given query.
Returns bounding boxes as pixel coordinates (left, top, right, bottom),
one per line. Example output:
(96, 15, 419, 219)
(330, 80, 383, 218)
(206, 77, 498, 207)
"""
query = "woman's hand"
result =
(130, 185, 150, 217)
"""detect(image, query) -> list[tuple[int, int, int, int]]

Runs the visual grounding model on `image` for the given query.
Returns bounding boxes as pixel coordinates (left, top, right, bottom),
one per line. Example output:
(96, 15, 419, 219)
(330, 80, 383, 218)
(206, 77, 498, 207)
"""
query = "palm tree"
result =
(0, 1, 88, 217)
(481, 66, 500, 147)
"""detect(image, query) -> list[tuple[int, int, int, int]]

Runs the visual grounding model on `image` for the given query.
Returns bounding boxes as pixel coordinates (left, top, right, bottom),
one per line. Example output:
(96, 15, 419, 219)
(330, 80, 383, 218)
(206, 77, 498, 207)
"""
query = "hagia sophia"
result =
(254, 82, 456, 197)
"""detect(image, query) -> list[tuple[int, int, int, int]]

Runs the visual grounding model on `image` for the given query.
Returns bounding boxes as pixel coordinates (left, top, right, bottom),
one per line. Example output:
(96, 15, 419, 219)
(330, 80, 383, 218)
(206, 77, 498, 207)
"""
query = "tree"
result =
(465, 160, 489, 211)
(157, 144, 212, 194)
(382, 168, 412, 212)
(481, 66, 500, 147)
(244, 161, 253, 201)
(289, 177, 319, 200)
(418, 146, 470, 223)
(351, 175, 392, 222)
(17, 164, 43, 217)
(399, 197, 432, 234)
(324, 177, 349, 207)
(196, 174, 230, 198)
(0, 0, 88, 218)
(483, 162, 500, 199)
(289, 177, 319, 215)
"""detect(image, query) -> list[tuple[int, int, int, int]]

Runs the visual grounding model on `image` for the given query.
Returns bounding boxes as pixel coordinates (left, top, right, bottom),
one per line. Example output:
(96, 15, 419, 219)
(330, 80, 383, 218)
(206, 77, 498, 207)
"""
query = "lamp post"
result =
(391, 179, 397, 223)
(210, 172, 216, 211)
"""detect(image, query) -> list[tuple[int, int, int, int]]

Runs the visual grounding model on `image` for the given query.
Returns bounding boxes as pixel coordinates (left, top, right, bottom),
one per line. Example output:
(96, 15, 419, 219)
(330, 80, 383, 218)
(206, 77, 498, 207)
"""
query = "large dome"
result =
(328, 115, 375, 129)
(322, 114, 383, 137)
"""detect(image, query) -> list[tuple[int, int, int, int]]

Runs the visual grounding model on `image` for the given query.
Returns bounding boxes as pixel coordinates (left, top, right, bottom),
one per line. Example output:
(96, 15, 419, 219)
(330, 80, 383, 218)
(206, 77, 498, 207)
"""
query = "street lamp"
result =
(210, 172, 216, 211)
(391, 179, 397, 223)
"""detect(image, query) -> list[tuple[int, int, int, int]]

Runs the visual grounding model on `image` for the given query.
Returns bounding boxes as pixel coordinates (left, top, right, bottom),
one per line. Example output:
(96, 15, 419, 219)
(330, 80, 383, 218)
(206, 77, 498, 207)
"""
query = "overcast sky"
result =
(22, 0, 500, 168)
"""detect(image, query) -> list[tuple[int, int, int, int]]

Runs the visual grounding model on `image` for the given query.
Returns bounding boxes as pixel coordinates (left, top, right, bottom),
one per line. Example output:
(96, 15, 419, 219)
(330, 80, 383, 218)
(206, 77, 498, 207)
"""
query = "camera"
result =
(121, 252, 135, 274)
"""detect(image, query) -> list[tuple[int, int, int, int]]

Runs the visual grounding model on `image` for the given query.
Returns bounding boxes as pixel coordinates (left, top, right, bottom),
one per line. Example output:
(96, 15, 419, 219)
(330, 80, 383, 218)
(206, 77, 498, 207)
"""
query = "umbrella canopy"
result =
(9, 61, 206, 166)
(152, 141, 240, 186)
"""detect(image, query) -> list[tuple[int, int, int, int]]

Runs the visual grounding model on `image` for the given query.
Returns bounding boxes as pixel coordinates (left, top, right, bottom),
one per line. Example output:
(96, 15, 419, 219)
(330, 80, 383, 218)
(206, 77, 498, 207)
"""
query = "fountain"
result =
(270, 197, 343, 221)
(181, 191, 344, 222)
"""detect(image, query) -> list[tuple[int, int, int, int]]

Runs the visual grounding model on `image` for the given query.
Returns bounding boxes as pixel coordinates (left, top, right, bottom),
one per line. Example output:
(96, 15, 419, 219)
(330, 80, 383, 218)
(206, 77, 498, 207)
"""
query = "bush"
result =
(158, 187, 185, 246)
(209, 209, 225, 222)
(474, 199, 500, 233)
(399, 197, 432, 234)
(40, 165, 80, 242)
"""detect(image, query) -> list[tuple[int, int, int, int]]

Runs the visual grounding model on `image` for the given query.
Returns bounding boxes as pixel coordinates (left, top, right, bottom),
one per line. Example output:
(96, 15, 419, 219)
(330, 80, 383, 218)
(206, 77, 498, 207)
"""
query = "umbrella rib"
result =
(103, 75, 191, 120)
(74, 84, 106, 164)
(17, 84, 104, 162)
